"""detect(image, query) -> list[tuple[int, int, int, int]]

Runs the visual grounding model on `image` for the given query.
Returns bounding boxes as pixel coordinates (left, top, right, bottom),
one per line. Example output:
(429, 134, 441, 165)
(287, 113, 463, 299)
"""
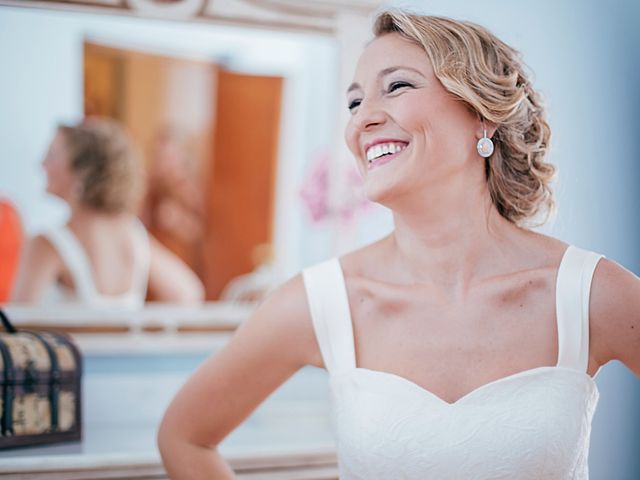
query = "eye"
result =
(388, 81, 413, 93)
(347, 99, 362, 112)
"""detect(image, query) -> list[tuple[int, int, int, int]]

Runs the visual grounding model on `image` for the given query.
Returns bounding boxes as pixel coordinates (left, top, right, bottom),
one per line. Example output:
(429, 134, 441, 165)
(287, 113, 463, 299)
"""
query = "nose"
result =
(353, 98, 386, 131)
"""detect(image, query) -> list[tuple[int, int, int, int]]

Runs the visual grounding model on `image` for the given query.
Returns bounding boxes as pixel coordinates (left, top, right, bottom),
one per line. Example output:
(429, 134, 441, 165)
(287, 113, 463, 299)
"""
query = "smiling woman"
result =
(158, 8, 640, 480)
(345, 14, 554, 226)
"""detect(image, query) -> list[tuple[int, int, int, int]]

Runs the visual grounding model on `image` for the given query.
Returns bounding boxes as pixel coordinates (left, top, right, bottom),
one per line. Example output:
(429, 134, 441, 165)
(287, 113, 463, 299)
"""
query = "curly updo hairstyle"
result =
(374, 10, 555, 226)
(58, 118, 143, 214)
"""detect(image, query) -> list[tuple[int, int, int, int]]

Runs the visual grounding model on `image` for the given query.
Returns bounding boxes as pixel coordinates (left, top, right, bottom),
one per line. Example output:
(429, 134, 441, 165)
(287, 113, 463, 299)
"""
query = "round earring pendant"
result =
(476, 137, 494, 158)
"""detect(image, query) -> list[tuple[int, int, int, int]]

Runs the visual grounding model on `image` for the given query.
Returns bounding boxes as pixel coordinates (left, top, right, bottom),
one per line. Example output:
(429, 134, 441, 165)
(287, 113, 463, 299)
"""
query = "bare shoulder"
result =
(10, 233, 62, 302)
(21, 233, 62, 268)
(589, 256, 640, 375)
(517, 231, 569, 268)
(248, 271, 323, 369)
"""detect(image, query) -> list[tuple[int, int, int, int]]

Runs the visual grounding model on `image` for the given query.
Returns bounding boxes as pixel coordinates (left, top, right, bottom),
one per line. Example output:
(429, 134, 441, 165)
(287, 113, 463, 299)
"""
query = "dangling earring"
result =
(476, 123, 494, 158)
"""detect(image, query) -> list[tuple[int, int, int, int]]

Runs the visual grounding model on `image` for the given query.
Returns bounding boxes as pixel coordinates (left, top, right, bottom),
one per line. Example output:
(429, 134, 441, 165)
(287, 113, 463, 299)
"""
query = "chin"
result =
(364, 168, 430, 214)
(45, 185, 66, 201)
(363, 176, 404, 208)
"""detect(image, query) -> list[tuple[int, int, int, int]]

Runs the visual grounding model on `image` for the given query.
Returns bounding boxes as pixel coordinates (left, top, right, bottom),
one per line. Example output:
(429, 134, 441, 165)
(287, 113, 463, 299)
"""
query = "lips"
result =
(363, 139, 409, 170)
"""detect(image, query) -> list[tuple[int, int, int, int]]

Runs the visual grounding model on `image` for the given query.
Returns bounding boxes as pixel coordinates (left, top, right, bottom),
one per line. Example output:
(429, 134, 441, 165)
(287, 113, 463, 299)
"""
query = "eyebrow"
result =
(346, 66, 425, 94)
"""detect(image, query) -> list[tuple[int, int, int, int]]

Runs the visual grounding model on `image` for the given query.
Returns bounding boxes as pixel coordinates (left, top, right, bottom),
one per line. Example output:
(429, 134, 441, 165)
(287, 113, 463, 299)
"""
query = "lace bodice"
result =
(302, 245, 603, 479)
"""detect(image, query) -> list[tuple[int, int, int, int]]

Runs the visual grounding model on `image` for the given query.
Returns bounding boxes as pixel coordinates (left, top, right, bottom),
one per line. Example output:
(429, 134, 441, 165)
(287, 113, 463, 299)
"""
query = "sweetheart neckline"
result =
(336, 365, 597, 406)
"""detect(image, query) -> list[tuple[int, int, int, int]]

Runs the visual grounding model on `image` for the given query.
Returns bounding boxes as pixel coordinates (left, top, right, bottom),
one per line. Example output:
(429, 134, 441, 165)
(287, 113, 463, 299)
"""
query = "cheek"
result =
(46, 157, 75, 189)
(43, 159, 58, 185)
(45, 158, 63, 180)
(344, 121, 360, 157)
(345, 123, 370, 178)
(407, 102, 470, 157)
(392, 99, 434, 140)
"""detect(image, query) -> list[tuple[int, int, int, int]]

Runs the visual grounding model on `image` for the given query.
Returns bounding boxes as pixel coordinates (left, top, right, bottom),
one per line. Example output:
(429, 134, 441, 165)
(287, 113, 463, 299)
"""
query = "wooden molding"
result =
(3, 303, 253, 336)
(0, 447, 338, 479)
(0, 0, 380, 33)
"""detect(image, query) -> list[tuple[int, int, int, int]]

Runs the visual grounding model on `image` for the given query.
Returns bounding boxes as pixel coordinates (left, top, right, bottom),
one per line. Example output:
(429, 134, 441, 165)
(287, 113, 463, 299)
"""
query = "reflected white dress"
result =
(302, 245, 603, 479)
(41, 220, 150, 309)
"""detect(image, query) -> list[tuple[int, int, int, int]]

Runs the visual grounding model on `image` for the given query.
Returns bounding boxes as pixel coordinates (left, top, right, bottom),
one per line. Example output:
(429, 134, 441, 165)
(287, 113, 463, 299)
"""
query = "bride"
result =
(11, 117, 204, 306)
(158, 10, 639, 479)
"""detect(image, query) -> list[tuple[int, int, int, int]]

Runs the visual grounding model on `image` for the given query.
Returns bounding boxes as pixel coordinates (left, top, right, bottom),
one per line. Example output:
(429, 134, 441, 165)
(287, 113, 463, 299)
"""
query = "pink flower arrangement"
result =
(299, 149, 371, 224)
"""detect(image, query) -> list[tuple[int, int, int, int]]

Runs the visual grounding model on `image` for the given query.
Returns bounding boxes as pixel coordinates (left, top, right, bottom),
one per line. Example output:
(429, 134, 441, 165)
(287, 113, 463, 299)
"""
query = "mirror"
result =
(0, 2, 375, 310)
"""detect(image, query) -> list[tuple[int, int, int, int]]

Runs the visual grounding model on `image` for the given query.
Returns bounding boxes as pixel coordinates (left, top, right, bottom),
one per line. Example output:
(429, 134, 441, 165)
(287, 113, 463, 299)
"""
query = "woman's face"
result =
(345, 33, 481, 205)
(42, 130, 77, 201)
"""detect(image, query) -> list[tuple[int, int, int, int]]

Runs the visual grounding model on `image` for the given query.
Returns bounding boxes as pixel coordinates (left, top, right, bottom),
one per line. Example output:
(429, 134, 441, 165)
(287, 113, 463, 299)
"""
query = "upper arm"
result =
(10, 235, 61, 303)
(590, 258, 640, 376)
(147, 235, 205, 303)
(158, 273, 322, 448)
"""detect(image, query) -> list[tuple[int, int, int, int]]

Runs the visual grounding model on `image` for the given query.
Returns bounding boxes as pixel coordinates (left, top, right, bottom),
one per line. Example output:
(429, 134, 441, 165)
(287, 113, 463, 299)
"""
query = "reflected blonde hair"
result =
(59, 118, 143, 214)
(374, 10, 555, 226)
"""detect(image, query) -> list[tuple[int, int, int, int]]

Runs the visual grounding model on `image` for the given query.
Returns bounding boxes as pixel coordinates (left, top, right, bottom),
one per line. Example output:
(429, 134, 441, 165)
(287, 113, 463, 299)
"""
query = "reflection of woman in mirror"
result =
(141, 126, 204, 279)
(158, 11, 639, 478)
(11, 117, 204, 306)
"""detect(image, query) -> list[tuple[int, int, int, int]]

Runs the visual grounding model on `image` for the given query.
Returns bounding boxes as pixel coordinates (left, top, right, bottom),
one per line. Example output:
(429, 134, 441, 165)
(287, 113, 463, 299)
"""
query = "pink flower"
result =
(299, 150, 370, 224)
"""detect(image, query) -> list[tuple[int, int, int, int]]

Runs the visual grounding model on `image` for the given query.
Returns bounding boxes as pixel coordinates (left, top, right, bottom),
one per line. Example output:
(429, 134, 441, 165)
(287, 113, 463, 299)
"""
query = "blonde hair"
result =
(58, 118, 143, 214)
(374, 10, 555, 226)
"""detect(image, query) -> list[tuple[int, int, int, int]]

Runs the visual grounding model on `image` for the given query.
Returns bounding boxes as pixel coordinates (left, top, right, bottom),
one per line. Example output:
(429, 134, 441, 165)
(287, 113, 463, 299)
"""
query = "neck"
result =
(385, 176, 524, 296)
(69, 204, 128, 225)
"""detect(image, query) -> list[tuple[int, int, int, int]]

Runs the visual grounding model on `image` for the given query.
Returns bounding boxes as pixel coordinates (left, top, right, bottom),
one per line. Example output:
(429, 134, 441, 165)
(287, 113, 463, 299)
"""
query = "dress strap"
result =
(555, 245, 604, 372)
(42, 226, 96, 300)
(302, 258, 356, 374)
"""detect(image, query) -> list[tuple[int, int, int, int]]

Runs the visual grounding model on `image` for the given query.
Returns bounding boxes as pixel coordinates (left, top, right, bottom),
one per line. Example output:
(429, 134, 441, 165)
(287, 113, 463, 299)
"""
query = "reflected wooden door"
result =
(85, 42, 215, 293)
(204, 70, 282, 299)
(84, 43, 125, 120)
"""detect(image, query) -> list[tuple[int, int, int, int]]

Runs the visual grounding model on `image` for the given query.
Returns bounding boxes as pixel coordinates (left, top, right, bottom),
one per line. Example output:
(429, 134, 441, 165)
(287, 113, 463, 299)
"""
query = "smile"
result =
(365, 141, 408, 169)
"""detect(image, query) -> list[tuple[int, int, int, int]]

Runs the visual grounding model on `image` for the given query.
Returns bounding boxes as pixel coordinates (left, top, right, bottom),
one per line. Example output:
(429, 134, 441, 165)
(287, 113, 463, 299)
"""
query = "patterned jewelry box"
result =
(0, 310, 82, 449)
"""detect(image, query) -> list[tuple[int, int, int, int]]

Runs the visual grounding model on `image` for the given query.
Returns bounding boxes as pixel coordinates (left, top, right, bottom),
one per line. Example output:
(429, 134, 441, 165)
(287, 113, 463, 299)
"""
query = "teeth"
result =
(366, 142, 407, 162)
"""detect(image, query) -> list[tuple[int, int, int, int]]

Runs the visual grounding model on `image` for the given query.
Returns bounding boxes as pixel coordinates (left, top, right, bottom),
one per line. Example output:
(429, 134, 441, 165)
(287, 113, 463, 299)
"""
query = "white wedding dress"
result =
(302, 245, 603, 479)
(41, 220, 150, 309)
